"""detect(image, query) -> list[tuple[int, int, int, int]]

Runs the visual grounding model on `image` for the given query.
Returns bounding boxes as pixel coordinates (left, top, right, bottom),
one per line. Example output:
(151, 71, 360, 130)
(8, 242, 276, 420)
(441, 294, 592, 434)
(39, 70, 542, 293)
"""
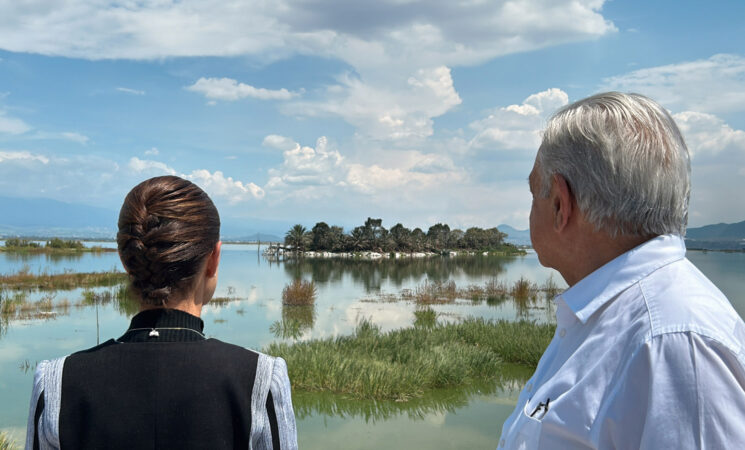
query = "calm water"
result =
(1, 244, 743, 448)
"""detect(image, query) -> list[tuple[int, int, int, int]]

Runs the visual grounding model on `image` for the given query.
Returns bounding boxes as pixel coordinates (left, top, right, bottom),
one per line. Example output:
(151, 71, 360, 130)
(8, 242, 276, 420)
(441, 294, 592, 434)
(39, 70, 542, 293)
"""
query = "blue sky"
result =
(0, 0, 743, 233)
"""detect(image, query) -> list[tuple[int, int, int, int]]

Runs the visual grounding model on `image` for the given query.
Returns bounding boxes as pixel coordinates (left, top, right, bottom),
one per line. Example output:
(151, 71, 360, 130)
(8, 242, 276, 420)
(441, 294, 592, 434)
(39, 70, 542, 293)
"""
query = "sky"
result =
(0, 0, 744, 233)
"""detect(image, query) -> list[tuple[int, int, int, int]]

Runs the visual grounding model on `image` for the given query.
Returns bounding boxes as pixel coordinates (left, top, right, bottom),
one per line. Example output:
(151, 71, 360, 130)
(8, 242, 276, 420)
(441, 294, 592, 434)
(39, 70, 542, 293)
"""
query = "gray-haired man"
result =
(498, 92, 745, 449)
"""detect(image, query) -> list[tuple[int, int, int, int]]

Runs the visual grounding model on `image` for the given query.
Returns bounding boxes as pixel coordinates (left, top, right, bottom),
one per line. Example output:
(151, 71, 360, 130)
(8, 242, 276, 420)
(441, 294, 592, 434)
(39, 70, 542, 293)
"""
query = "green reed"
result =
(265, 318, 554, 401)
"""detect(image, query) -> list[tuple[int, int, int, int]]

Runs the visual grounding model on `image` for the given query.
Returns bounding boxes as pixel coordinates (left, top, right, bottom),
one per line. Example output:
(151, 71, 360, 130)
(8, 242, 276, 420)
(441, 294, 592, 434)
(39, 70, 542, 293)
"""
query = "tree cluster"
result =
(284, 218, 515, 253)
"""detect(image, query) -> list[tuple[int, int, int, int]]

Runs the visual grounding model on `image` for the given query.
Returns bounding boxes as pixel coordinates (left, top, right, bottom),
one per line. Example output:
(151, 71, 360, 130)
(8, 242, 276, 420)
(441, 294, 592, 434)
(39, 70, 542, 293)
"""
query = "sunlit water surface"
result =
(1, 243, 743, 448)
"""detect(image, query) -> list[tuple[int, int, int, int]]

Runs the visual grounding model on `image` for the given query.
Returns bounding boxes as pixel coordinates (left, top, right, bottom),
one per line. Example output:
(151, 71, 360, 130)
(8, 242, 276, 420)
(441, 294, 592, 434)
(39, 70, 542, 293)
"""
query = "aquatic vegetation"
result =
(265, 318, 554, 401)
(0, 431, 17, 450)
(510, 276, 536, 300)
(282, 279, 317, 305)
(0, 269, 127, 290)
(414, 280, 458, 304)
(413, 307, 437, 328)
(541, 274, 562, 299)
(1, 237, 114, 254)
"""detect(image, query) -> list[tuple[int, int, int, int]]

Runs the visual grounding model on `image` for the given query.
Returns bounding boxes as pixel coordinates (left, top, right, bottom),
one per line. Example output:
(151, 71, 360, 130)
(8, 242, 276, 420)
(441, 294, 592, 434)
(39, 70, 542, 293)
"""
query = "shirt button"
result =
(500, 439, 505, 447)
(559, 328, 567, 338)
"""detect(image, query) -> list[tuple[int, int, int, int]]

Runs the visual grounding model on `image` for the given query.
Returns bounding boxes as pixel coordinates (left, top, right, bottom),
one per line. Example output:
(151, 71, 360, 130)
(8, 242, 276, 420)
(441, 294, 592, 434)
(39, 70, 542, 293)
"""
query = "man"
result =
(498, 92, 745, 449)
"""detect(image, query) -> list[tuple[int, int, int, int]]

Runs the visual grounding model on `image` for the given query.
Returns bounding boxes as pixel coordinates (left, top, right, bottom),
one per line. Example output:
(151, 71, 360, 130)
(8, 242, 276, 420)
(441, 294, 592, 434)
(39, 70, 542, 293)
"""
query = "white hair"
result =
(537, 92, 690, 237)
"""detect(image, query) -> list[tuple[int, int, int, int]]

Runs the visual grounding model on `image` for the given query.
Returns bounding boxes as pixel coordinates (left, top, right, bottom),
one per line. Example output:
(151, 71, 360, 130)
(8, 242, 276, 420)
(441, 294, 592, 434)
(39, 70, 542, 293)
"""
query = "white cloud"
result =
(674, 111, 745, 158)
(128, 157, 177, 175)
(469, 88, 568, 151)
(262, 134, 299, 152)
(60, 131, 90, 144)
(127, 157, 263, 203)
(603, 54, 745, 114)
(186, 77, 298, 102)
(265, 136, 346, 190)
(116, 87, 145, 95)
(0, 1, 615, 66)
(289, 66, 461, 142)
(0, 150, 49, 164)
(144, 147, 159, 156)
(0, 110, 31, 134)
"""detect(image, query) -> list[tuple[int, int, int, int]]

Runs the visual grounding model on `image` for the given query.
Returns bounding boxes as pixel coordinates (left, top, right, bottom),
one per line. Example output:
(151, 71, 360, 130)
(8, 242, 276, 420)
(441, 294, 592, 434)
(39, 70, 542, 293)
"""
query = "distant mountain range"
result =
(685, 220, 745, 250)
(497, 220, 745, 250)
(1, 196, 742, 249)
(0, 196, 285, 242)
(498, 224, 531, 246)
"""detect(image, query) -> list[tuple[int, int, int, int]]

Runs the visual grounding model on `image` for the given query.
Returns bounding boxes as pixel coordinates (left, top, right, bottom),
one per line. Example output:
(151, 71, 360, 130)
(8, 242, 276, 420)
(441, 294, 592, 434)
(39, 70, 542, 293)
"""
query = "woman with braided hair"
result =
(26, 176, 298, 450)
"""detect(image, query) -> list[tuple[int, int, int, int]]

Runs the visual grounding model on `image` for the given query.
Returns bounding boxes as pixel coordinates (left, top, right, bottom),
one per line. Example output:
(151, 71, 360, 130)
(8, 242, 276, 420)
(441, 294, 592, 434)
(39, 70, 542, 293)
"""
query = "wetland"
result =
(1, 241, 743, 449)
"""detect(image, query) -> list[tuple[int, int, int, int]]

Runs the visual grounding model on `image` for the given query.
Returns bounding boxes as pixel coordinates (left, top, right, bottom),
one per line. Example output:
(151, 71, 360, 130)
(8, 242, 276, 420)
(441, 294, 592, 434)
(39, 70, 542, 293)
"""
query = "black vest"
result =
(34, 309, 280, 449)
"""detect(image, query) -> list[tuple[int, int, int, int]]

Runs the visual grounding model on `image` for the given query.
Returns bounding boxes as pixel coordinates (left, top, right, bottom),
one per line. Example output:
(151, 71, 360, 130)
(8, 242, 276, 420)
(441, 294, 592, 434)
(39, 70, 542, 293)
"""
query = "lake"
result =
(1, 244, 743, 448)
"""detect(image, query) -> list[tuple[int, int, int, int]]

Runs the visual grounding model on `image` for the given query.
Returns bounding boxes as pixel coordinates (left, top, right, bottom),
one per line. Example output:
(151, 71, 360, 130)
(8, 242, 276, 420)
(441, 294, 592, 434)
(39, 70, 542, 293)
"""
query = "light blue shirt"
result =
(498, 235, 745, 449)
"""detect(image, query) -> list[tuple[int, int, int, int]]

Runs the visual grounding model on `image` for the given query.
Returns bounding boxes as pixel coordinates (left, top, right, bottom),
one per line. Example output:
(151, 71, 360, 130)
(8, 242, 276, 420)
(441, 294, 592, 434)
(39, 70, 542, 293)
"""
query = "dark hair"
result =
(117, 176, 220, 306)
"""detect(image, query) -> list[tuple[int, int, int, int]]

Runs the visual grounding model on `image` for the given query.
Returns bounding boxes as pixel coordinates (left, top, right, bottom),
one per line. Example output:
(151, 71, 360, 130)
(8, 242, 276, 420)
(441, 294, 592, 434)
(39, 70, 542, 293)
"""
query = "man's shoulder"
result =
(639, 257, 744, 352)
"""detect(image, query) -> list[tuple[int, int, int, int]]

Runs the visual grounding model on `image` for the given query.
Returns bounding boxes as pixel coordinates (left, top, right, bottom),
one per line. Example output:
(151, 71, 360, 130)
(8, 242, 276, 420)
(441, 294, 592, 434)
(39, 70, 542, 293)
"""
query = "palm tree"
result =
(285, 224, 310, 253)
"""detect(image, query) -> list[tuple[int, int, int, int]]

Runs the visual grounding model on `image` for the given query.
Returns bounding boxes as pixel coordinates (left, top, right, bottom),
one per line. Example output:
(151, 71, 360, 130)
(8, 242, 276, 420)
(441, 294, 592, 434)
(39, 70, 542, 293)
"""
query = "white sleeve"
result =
(269, 357, 298, 450)
(25, 360, 47, 450)
(598, 332, 745, 449)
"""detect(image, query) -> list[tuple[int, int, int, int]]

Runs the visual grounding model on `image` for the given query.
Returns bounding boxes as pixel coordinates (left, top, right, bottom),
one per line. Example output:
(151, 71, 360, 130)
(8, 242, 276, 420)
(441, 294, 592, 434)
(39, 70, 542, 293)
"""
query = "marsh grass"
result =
(282, 279, 317, 305)
(0, 431, 17, 450)
(541, 274, 561, 299)
(265, 318, 554, 401)
(414, 280, 458, 304)
(0, 269, 127, 290)
(510, 276, 536, 300)
(413, 307, 437, 328)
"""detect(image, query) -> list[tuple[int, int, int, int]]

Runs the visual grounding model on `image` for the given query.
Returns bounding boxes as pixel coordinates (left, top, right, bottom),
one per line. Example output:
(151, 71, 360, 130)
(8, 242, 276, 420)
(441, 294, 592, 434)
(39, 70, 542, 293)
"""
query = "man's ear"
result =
(205, 241, 222, 278)
(551, 174, 573, 232)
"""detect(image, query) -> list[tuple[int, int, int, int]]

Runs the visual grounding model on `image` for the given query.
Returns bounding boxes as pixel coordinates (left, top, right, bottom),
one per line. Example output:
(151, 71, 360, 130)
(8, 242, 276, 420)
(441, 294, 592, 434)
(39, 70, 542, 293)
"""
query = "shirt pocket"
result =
(511, 399, 544, 450)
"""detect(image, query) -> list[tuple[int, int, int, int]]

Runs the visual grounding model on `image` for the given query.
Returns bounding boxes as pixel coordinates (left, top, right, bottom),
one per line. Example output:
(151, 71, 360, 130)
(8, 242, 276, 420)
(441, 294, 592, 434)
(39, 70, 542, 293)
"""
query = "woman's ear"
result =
(205, 241, 222, 278)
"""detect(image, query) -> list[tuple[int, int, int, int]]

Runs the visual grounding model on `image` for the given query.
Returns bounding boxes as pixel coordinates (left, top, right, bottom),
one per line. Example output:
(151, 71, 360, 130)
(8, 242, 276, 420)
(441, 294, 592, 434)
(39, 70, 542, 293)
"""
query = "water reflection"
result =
(282, 255, 509, 293)
(271, 305, 317, 339)
(293, 366, 531, 424)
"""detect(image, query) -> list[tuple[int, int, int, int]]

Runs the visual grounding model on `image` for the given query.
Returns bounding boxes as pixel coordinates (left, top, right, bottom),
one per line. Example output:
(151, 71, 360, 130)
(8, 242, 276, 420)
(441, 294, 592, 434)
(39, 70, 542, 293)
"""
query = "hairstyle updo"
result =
(117, 176, 220, 306)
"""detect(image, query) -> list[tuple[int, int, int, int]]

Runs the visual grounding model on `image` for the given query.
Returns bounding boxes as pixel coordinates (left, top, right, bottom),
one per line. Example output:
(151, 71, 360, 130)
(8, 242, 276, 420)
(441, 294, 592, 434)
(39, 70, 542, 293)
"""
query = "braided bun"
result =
(117, 176, 220, 306)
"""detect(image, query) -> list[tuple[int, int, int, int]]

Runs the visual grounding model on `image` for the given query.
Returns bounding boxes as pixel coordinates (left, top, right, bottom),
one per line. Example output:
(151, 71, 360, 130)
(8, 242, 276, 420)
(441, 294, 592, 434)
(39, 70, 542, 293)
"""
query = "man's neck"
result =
(560, 231, 654, 287)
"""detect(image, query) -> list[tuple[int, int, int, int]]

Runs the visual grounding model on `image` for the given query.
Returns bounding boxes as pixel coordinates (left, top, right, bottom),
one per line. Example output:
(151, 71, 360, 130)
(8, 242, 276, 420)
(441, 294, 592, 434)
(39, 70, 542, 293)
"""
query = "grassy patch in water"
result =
(265, 318, 554, 401)
(282, 279, 317, 305)
(0, 268, 127, 290)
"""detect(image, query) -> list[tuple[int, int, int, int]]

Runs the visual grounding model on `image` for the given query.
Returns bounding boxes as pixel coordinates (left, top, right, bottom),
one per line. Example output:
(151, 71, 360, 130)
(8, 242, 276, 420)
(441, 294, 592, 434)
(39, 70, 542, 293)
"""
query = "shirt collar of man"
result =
(557, 234, 686, 324)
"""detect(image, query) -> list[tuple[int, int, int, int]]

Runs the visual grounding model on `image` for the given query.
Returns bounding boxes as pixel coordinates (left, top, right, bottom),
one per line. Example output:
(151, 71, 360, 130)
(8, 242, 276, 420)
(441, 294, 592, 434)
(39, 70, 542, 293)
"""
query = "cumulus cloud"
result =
(186, 77, 298, 102)
(469, 88, 568, 151)
(674, 111, 745, 158)
(127, 157, 264, 202)
(603, 54, 745, 113)
(265, 136, 346, 190)
(187, 169, 265, 202)
(128, 157, 177, 175)
(116, 87, 145, 95)
(0, 110, 31, 134)
(290, 66, 461, 142)
(144, 147, 159, 156)
(0, 1, 615, 67)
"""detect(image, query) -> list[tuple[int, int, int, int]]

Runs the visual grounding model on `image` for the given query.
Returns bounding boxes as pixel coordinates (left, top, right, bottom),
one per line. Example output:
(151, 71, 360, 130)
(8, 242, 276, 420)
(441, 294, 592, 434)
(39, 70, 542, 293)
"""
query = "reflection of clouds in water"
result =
(424, 411, 447, 426)
(0, 343, 25, 362)
(344, 301, 413, 332)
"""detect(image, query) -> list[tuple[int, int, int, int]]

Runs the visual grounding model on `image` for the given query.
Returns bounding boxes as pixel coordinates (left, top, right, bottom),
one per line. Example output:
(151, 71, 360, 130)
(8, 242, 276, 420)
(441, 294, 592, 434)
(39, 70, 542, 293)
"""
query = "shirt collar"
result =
(119, 308, 205, 342)
(559, 234, 686, 324)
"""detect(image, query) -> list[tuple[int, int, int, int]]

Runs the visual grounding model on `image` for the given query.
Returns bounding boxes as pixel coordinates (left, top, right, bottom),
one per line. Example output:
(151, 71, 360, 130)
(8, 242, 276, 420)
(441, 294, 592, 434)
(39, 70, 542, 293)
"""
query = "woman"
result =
(26, 176, 297, 449)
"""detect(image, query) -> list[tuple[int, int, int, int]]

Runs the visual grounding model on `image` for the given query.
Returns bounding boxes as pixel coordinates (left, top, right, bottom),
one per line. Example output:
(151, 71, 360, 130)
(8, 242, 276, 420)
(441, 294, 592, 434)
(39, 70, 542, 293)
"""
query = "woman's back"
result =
(26, 176, 297, 449)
